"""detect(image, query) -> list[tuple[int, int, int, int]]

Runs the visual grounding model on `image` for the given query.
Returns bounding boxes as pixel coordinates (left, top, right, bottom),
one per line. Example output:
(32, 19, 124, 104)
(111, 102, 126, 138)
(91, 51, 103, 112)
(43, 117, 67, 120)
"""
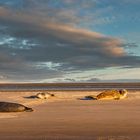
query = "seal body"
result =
(0, 102, 33, 112)
(36, 92, 54, 99)
(96, 89, 127, 100)
(85, 89, 127, 100)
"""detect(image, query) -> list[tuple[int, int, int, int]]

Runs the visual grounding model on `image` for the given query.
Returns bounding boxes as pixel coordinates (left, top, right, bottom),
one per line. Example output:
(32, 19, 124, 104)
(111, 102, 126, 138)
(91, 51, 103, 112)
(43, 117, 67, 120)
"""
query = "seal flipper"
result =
(25, 107, 33, 112)
(51, 94, 55, 97)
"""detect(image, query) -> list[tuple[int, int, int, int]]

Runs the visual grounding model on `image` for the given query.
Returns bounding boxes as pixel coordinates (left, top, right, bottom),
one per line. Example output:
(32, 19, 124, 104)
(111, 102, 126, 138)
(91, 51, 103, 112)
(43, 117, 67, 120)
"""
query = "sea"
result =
(0, 83, 139, 91)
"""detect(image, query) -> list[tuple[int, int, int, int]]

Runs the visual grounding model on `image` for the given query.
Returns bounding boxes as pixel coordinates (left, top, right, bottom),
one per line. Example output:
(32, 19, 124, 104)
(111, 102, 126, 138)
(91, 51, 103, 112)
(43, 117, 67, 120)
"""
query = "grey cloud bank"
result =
(0, 2, 139, 82)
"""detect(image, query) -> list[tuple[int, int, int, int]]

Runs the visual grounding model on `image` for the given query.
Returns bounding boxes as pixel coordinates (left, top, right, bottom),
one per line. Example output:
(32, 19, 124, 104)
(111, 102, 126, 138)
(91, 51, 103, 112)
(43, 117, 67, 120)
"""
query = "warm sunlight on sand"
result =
(0, 90, 140, 139)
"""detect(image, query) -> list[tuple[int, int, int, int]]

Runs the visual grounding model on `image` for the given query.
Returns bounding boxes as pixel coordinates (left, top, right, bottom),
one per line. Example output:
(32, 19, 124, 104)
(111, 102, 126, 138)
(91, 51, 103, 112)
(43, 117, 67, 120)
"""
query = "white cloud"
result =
(35, 62, 62, 70)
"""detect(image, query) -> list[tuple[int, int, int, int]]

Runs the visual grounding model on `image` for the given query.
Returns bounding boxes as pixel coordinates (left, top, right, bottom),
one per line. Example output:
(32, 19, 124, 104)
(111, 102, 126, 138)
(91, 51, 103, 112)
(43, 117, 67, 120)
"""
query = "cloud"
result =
(0, 6, 139, 82)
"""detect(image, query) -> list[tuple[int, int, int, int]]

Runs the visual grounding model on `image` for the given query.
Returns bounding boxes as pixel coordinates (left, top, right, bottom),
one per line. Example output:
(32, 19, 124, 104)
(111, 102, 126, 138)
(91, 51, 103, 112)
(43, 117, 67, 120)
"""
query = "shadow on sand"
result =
(23, 95, 38, 99)
(77, 96, 97, 100)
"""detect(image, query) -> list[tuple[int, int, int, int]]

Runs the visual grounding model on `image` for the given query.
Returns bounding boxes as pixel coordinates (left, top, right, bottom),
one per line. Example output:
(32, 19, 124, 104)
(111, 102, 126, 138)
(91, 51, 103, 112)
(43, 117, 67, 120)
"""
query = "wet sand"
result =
(0, 90, 140, 140)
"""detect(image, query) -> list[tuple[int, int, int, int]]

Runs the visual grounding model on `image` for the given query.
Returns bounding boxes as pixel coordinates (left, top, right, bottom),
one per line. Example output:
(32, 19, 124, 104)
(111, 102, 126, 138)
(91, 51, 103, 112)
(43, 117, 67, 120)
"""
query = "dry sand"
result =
(0, 90, 140, 140)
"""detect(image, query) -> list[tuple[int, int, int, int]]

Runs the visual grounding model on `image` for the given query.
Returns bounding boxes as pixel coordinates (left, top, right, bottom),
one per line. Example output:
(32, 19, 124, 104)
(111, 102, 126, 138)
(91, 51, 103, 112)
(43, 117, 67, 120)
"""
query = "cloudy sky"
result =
(0, 0, 140, 83)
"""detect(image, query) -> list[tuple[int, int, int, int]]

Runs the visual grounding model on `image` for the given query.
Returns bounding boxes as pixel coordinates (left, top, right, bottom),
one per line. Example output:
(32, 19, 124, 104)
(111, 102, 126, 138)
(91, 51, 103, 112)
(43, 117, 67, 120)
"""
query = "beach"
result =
(0, 90, 140, 140)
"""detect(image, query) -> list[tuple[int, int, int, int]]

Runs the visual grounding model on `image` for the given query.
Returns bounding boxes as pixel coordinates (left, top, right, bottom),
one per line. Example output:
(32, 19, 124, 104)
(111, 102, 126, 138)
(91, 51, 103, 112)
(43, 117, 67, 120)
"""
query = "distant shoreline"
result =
(0, 83, 140, 91)
(0, 89, 139, 92)
(0, 82, 140, 85)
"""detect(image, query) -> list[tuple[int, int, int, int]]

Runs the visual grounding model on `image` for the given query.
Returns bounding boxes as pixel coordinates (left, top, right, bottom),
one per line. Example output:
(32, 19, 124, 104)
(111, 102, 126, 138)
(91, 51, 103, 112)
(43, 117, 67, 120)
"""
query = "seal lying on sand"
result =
(36, 92, 55, 99)
(0, 102, 33, 112)
(85, 89, 128, 100)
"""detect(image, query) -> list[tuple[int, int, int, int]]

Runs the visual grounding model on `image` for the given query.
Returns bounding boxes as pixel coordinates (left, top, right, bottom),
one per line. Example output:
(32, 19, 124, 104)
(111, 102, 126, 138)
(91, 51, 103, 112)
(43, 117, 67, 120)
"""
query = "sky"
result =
(0, 0, 140, 83)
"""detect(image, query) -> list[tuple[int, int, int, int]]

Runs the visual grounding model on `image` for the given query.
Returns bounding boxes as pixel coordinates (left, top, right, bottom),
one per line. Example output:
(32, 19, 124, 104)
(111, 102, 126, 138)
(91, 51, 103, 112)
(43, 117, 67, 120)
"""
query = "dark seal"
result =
(0, 102, 33, 112)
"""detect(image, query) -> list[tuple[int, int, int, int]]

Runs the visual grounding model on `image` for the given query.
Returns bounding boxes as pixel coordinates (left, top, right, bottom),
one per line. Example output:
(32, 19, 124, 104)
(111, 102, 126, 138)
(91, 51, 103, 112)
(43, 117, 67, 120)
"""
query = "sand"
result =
(0, 90, 140, 140)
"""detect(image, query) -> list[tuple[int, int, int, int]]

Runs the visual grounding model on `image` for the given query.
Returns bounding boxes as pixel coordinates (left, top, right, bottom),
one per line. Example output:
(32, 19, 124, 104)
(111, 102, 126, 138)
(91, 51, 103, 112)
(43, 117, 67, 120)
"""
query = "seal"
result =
(36, 92, 55, 99)
(0, 102, 33, 112)
(96, 89, 128, 100)
(85, 89, 128, 100)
